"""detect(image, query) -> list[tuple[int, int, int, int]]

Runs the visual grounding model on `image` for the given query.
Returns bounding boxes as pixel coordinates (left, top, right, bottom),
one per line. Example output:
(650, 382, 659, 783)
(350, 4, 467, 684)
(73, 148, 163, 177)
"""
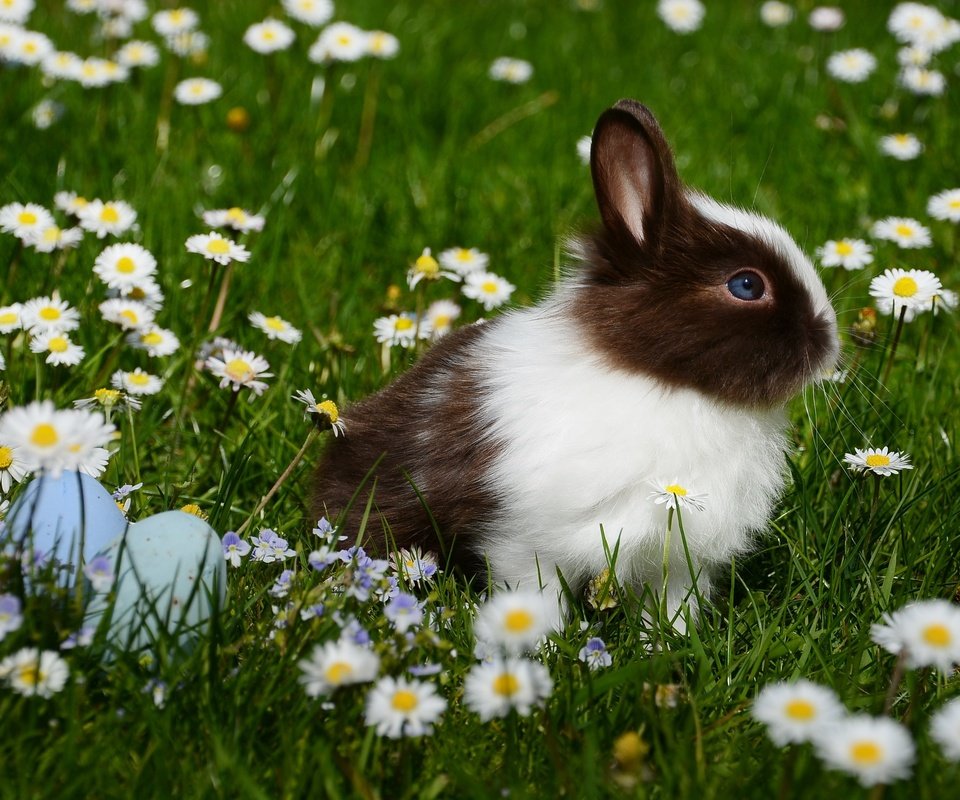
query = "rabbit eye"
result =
(726, 271, 765, 301)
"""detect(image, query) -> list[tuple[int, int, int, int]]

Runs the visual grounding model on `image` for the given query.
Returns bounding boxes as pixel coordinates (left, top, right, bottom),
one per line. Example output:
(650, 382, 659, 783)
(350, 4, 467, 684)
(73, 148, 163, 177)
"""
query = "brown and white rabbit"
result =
(313, 99, 839, 628)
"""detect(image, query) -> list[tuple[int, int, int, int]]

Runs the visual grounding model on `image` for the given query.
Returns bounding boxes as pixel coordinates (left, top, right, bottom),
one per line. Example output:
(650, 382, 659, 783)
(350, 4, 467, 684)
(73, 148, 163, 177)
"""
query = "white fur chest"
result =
(472, 298, 790, 590)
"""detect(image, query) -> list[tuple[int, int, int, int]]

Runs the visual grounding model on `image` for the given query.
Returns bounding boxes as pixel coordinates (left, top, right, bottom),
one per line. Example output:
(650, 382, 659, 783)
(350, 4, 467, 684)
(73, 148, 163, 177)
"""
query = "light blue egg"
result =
(6, 472, 129, 572)
(84, 511, 227, 652)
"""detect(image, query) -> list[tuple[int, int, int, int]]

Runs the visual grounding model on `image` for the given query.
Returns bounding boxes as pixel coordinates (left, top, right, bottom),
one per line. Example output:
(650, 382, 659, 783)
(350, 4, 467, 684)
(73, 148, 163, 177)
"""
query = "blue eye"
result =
(727, 271, 765, 301)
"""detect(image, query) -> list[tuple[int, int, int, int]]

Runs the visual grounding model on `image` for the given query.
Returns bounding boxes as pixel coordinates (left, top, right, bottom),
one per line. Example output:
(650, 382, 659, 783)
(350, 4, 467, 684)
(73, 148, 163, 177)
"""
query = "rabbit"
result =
(312, 99, 839, 630)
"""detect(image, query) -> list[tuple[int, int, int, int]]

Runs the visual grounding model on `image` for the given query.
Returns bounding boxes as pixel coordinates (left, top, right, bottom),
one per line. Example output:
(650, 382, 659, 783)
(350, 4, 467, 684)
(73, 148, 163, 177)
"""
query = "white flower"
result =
(206, 348, 272, 395)
(0, 440, 29, 493)
(293, 390, 345, 436)
(185, 231, 250, 265)
(309, 22, 368, 63)
(244, 18, 295, 54)
(364, 676, 446, 738)
(808, 6, 844, 31)
(201, 207, 264, 232)
(20, 295, 80, 334)
(0, 303, 21, 334)
(473, 588, 556, 654)
(826, 49, 877, 83)
(99, 298, 155, 331)
(111, 368, 164, 396)
(53, 191, 89, 216)
(41, 50, 83, 81)
(899, 66, 945, 96)
(648, 479, 707, 512)
(366, 31, 399, 59)
(930, 697, 960, 762)
(174, 77, 222, 106)
(462, 271, 515, 311)
(76, 199, 137, 239)
(152, 7, 198, 36)
(928, 188, 960, 222)
(424, 299, 461, 339)
(390, 547, 439, 584)
(373, 313, 424, 348)
(813, 715, 915, 787)
(760, 1, 794, 27)
(31, 99, 64, 130)
(0, 0, 34, 25)
(870, 217, 932, 249)
(26, 224, 82, 252)
(164, 30, 208, 57)
(576, 134, 592, 165)
(7, 29, 53, 66)
(816, 238, 873, 270)
(74, 57, 129, 88)
(438, 247, 489, 276)
(843, 446, 914, 476)
(870, 599, 960, 673)
(888, 3, 946, 45)
(127, 326, 180, 357)
(29, 332, 85, 367)
(407, 247, 460, 289)
(121, 277, 165, 310)
(0, 648, 69, 698)
(933, 288, 959, 316)
(657, 0, 705, 33)
(752, 679, 845, 746)
(93, 242, 157, 290)
(879, 133, 922, 160)
(869, 268, 941, 319)
(249, 311, 302, 343)
(299, 639, 380, 696)
(116, 40, 160, 68)
(463, 656, 553, 721)
(489, 57, 533, 83)
(0, 202, 55, 240)
(897, 45, 931, 67)
(282, 0, 333, 27)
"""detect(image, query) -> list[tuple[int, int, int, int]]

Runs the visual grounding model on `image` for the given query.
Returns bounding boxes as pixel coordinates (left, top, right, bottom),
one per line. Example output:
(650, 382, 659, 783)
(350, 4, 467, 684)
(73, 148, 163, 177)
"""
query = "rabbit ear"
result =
(590, 100, 680, 246)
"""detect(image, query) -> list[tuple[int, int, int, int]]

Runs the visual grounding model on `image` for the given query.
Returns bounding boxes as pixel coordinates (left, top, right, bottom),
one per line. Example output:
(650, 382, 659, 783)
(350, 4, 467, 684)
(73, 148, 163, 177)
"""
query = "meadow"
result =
(1, 0, 960, 797)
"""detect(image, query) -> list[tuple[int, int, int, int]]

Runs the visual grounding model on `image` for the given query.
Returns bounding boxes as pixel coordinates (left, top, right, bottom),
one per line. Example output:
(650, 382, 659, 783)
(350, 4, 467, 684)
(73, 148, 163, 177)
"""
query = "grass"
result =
(1, 0, 960, 797)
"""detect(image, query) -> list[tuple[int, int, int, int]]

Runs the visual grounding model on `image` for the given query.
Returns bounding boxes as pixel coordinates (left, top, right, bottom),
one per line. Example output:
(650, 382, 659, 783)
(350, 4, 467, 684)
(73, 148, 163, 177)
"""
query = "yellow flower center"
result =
(0, 445, 13, 469)
(892, 277, 918, 297)
(834, 241, 854, 256)
(74, 197, 88, 207)
(18, 211, 37, 225)
(492, 673, 520, 697)
(665, 484, 688, 496)
(949, 199, 960, 210)
(39, 307, 61, 321)
(262, 29, 276, 41)
(170, 9, 185, 22)
(100, 205, 120, 223)
(369, 34, 387, 51)
(849, 740, 883, 765)
(395, 317, 414, 332)
(893, 134, 910, 144)
(224, 358, 253, 382)
(922, 623, 951, 647)
(865, 454, 891, 468)
(0, 312, 17, 325)
(42, 227, 60, 243)
(318, 400, 339, 423)
(391, 690, 419, 712)
(30, 423, 59, 447)
(48, 336, 69, 353)
(264, 316, 286, 331)
(206, 237, 231, 254)
(504, 609, 534, 633)
(16, 664, 40, 687)
(128, 372, 150, 386)
(95, 388, 121, 406)
(784, 699, 816, 721)
(191, 83, 205, 95)
(893, 224, 914, 238)
(115, 256, 136, 274)
(141, 332, 163, 346)
(119, 309, 139, 325)
(414, 253, 439, 276)
(325, 661, 352, 685)
(433, 314, 451, 329)
(482, 281, 498, 294)
(226, 207, 246, 222)
(337, 34, 352, 46)
(129, 287, 146, 300)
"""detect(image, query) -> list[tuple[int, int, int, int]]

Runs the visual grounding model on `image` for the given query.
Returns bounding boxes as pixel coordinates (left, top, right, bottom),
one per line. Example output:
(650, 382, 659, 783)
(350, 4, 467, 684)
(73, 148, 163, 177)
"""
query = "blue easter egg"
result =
(5, 472, 129, 571)
(84, 511, 226, 652)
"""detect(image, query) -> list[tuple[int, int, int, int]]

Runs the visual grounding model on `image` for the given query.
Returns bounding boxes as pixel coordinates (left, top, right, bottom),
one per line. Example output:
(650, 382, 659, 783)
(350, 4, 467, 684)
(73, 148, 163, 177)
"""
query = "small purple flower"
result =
(222, 531, 251, 568)
(84, 555, 115, 592)
(61, 626, 95, 650)
(270, 569, 294, 598)
(409, 662, 443, 677)
(300, 602, 325, 621)
(111, 482, 143, 502)
(578, 637, 612, 670)
(251, 529, 295, 563)
(0, 593, 23, 640)
(336, 615, 370, 646)
(384, 592, 424, 633)
(308, 546, 337, 571)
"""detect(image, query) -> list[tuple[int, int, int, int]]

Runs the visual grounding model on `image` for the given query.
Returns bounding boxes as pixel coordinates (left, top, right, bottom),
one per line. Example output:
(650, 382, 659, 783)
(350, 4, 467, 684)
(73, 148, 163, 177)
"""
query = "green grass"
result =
(2, 0, 960, 797)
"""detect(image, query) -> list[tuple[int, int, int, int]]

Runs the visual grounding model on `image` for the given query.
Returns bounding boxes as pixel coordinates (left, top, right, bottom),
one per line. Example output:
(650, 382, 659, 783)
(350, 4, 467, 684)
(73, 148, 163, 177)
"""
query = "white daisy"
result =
(309, 22, 368, 63)
(438, 246, 489, 276)
(0, 202, 55, 240)
(73, 388, 141, 414)
(30, 331, 85, 367)
(576, 134, 592, 165)
(462, 271, 515, 311)
(928, 188, 960, 223)
(826, 49, 877, 83)
(127, 326, 180, 357)
(0, 648, 69, 698)
(76, 199, 137, 239)
(760, 1, 794, 27)
(26, 224, 83, 252)
(93, 242, 157, 290)
(164, 30, 209, 57)
(201, 206, 265, 232)
(473, 588, 556, 654)
(243, 18, 295, 54)
(816, 238, 873, 270)
(870, 217, 932, 249)
(657, 0, 705, 33)
(424, 299, 461, 339)
(152, 7, 198, 36)
(299, 638, 380, 696)
(206, 348, 272, 395)
(808, 6, 844, 31)
(869, 268, 941, 319)
(8, 29, 52, 66)
(489, 57, 533, 83)
(897, 45, 932, 67)
(0, 441, 29, 493)
(930, 697, 960, 762)
(0, 0, 34, 25)
(870, 599, 960, 673)
(366, 30, 399, 59)
(73, 57, 126, 88)
(120, 277, 165, 310)
(53, 190, 89, 216)
(282, 0, 333, 27)
(116, 40, 160, 68)
(374, 313, 424, 348)
(111, 368, 164, 396)
(899, 66, 945, 96)
(185, 231, 250, 265)
(99, 298, 155, 331)
(407, 247, 460, 288)
(463, 656, 553, 721)
(248, 311, 302, 344)
(0, 303, 22, 333)
(813, 715, 915, 787)
(879, 133, 922, 160)
(173, 77, 222, 106)
(933, 288, 959, 316)
(292, 390, 345, 436)
(843, 446, 914, 476)
(888, 3, 945, 45)
(40, 49, 82, 80)
(20, 295, 80, 334)
(648, 479, 708, 512)
(752, 679, 845, 746)
(364, 676, 446, 738)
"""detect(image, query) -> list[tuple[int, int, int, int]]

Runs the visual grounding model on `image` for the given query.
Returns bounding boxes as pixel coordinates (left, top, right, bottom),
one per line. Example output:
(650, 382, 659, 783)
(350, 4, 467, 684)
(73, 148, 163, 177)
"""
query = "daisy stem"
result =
(882, 649, 909, 715)
(777, 746, 798, 800)
(354, 65, 381, 171)
(207, 262, 235, 333)
(34, 354, 42, 401)
(126, 404, 141, 486)
(880, 306, 907, 388)
(236, 429, 319, 536)
(661, 506, 674, 620)
(3, 239, 23, 303)
(217, 389, 240, 437)
(869, 473, 882, 519)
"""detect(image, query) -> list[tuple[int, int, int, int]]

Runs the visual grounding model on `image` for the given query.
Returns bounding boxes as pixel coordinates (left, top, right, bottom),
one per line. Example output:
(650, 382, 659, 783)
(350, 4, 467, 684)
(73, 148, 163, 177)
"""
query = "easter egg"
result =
(84, 511, 226, 651)
(5, 471, 129, 571)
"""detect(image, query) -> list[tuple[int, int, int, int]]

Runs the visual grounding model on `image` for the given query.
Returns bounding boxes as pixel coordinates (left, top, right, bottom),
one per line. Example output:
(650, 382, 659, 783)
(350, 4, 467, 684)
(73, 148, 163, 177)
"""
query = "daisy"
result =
(752, 679, 845, 745)
(0, 202, 55, 240)
(111, 368, 163, 396)
(933, 288, 959, 316)
(438, 246, 489, 276)
(248, 311, 302, 344)
(373, 313, 424, 348)
(367, 31, 400, 59)
(292, 389, 345, 436)
(808, 6, 844, 31)
(30, 332, 85, 367)
(760, 1, 794, 27)
(99, 298, 155, 331)
(648, 479, 708, 512)
(93, 242, 157, 290)
(879, 133, 922, 160)
(813, 715, 915, 787)
(73, 57, 121, 88)
(185, 231, 250, 265)
(930, 697, 960, 762)
(120, 277, 165, 310)
(54, 191, 89, 216)
(0, 648, 69, 698)
(116, 40, 160, 68)
(0, 303, 22, 333)
(897, 45, 931, 67)
(488, 57, 533, 83)
(826, 49, 877, 82)
(928, 188, 960, 222)
(127, 326, 180, 357)
(173, 77, 222, 106)
(407, 247, 460, 289)
(473, 588, 556, 654)
(462, 271, 515, 311)
(9, 29, 53, 66)
(165, 30, 209, 57)
(869, 268, 941, 319)
(73, 388, 141, 414)
(26, 224, 83, 252)
(870, 599, 960, 673)
(309, 22, 368, 63)
(423, 299, 461, 340)
(152, 7, 198, 36)
(843, 446, 914, 476)
(282, 0, 333, 27)
(0, 594, 23, 640)
(816, 238, 873, 270)
(0, 442, 29, 493)
(221, 531, 250, 568)
(888, 3, 945, 45)
(578, 637, 613, 670)
(0, 0, 34, 25)
(870, 217, 932, 249)
(20, 295, 80, 334)
(206, 348, 272, 395)
(463, 656, 553, 721)
(390, 547, 439, 584)
(201, 206, 265, 232)
(76, 199, 137, 239)
(60, 409, 115, 475)
(299, 638, 380, 696)
(899, 66, 945, 96)
(365, 676, 446, 738)
(243, 18, 295, 54)
(0, 401, 111, 477)
(40, 49, 83, 80)
(657, 0, 705, 33)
